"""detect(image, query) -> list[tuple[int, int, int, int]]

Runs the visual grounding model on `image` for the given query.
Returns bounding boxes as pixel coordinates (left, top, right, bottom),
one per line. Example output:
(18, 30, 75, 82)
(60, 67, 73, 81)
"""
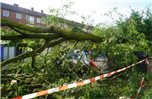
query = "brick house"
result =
(1, 2, 93, 30)
(0, 2, 48, 61)
(1, 2, 46, 27)
(0, 2, 93, 61)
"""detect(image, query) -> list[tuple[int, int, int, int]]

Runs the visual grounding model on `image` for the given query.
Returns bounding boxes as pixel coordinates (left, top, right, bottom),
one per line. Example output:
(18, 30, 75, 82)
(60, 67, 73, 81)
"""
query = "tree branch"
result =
(11, 27, 27, 35)
(1, 18, 51, 33)
(1, 18, 104, 42)
(1, 34, 60, 40)
(1, 38, 66, 67)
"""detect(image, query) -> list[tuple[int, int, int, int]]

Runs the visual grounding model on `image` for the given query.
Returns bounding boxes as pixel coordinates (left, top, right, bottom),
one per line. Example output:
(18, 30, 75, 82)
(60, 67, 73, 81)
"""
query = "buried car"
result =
(66, 50, 113, 72)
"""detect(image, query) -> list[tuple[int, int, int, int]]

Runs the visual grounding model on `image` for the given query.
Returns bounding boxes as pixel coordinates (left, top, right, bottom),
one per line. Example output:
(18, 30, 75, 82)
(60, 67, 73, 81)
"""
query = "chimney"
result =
(41, 10, 43, 14)
(31, 7, 34, 11)
(14, 3, 19, 7)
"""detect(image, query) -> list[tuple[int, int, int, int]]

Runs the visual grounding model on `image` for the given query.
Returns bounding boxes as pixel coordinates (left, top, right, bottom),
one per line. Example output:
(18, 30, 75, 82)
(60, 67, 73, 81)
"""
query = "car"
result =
(66, 50, 112, 72)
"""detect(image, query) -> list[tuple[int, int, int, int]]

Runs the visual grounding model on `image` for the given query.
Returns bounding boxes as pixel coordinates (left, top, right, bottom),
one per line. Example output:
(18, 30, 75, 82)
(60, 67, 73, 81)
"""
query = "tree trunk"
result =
(31, 53, 36, 69)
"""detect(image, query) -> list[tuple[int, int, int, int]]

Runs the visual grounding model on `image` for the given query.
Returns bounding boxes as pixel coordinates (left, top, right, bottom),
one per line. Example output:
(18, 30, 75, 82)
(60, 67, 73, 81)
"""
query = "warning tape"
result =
(11, 59, 146, 99)
(136, 77, 145, 97)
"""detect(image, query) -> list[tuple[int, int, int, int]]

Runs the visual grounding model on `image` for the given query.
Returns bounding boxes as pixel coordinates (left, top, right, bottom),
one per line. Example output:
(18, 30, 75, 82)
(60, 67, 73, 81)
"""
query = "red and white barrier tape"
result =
(11, 59, 146, 99)
(136, 77, 145, 97)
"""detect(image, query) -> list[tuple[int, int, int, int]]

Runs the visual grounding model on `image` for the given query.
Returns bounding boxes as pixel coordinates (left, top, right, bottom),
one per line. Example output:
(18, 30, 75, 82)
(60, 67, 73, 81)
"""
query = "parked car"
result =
(66, 49, 112, 72)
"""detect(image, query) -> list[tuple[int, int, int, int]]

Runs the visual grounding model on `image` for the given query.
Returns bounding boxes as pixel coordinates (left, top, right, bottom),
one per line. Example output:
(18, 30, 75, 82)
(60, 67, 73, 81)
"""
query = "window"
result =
(3, 10, 9, 17)
(26, 15, 35, 24)
(37, 18, 41, 23)
(16, 13, 22, 19)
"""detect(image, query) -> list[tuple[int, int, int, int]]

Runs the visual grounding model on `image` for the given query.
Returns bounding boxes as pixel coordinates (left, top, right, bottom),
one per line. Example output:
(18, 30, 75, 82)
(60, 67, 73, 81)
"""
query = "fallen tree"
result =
(1, 18, 104, 67)
(1, 9, 152, 99)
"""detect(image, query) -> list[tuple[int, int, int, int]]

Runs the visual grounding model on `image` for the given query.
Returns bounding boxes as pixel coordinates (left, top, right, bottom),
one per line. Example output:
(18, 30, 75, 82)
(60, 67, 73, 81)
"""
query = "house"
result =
(0, 2, 93, 61)
(0, 2, 48, 61)
(1, 2, 46, 26)
(0, 2, 93, 29)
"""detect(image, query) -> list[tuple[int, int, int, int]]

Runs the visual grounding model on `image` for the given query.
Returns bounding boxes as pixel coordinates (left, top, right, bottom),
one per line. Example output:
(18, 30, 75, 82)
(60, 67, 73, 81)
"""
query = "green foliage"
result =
(43, 0, 77, 27)
(1, 3, 152, 99)
(1, 28, 19, 45)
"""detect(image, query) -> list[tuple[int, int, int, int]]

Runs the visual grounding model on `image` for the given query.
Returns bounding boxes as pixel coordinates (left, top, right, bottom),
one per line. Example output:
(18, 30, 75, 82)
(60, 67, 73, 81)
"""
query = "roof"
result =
(1, 2, 94, 30)
(1, 2, 46, 17)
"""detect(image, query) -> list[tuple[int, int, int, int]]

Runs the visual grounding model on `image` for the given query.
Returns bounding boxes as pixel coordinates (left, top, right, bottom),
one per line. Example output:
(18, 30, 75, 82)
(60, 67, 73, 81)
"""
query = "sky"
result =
(1, 0, 152, 25)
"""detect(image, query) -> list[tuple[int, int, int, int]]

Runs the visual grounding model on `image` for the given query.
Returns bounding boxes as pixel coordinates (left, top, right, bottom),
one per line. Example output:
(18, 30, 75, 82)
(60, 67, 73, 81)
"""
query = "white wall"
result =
(3, 47, 9, 60)
(3, 46, 15, 60)
(9, 47, 15, 59)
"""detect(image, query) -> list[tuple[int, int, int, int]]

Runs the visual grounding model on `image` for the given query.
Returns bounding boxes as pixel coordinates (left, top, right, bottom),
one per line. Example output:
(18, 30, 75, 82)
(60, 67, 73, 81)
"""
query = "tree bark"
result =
(1, 18, 104, 42)
(1, 34, 60, 40)
(31, 53, 36, 68)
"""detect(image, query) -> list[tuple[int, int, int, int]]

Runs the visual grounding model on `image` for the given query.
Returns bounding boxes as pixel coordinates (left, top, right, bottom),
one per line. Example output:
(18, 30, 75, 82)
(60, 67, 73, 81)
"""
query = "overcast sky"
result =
(1, 0, 152, 25)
